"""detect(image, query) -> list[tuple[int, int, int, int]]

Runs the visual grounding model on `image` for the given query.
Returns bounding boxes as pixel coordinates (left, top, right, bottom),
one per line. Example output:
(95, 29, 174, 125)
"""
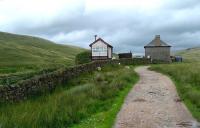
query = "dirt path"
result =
(114, 66, 199, 128)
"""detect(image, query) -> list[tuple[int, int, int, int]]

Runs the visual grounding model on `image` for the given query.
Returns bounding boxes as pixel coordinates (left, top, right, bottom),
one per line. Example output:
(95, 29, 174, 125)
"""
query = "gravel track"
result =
(114, 66, 199, 128)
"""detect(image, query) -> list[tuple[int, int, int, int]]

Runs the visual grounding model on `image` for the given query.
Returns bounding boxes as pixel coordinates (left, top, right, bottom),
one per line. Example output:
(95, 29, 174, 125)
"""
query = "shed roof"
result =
(144, 35, 171, 48)
(89, 38, 113, 48)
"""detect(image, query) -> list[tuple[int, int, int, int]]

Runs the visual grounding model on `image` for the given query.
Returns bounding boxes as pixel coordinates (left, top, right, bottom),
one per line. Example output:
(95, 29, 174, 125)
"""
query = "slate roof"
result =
(144, 35, 171, 48)
(89, 38, 113, 48)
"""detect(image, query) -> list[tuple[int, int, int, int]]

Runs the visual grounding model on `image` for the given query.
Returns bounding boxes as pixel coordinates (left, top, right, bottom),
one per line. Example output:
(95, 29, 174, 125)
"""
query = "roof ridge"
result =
(144, 35, 171, 47)
(89, 37, 113, 48)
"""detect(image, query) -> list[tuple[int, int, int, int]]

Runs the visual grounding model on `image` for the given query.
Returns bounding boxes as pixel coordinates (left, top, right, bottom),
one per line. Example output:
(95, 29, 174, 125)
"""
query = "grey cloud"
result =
(1, 0, 200, 54)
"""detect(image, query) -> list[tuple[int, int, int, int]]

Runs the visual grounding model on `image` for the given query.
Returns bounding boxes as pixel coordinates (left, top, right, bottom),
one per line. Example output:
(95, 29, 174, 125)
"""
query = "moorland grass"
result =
(0, 31, 86, 85)
(150, 62, 200, 121)
(175, 47, 200, 62)
(71, 73, 138, 128)
(0, 64, 138, 128)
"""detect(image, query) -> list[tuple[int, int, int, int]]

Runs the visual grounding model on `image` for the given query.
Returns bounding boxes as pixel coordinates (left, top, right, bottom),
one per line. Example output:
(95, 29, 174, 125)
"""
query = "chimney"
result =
(94, 35, 97, 41)
(155, 35, 161, 46)
(155, 35, 160, 40)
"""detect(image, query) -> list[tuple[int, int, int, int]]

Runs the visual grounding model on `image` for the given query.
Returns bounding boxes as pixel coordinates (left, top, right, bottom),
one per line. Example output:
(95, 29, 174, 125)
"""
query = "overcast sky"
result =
(0, 0, 200, 53)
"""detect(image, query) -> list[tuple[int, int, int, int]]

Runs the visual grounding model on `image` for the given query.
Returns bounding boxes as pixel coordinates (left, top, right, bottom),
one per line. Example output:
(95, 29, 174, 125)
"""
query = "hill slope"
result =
(175, 47, 200, 62)
(0, 32, 86, 76)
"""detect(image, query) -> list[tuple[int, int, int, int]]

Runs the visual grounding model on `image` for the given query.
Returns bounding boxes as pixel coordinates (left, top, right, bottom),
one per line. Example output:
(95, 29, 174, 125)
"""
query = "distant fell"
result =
(175, 47, 200, 62)
(0, 31, 86, 75)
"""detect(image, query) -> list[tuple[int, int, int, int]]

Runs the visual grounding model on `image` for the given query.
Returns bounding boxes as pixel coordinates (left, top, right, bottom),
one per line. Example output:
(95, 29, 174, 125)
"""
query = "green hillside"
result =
(175, 47, 200, 62)
(0, 32, 86, 85)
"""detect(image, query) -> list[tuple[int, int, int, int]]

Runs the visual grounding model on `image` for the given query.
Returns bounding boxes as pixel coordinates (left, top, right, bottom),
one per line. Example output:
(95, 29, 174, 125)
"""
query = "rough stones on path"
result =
(114, 66, 200, 128)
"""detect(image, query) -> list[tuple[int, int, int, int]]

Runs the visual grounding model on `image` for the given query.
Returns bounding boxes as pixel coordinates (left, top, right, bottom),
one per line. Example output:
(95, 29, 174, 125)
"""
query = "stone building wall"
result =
(145, 47, 171, 62)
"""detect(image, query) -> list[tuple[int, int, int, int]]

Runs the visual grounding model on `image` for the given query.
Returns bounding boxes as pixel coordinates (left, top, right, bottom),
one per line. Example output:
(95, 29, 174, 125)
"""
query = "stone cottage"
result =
(144, 35, 171, 62)
(89, 36, 113, 60)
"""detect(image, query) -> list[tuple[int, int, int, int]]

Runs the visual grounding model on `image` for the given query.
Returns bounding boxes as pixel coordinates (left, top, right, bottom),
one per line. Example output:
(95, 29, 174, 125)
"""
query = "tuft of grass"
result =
(0, 65, 138, 128)
(150, 62, 200, 121)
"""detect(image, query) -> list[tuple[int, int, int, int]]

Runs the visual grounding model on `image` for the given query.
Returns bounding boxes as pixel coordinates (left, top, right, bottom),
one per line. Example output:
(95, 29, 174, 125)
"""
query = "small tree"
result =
(75, 51, 91, 65)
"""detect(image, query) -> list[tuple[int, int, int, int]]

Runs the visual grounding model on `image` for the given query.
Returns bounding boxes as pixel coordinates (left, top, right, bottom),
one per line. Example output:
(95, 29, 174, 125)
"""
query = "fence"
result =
(0, 58, 150, 102)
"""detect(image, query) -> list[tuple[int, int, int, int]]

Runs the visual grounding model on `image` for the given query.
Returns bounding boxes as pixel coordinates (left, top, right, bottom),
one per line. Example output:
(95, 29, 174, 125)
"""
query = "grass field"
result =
(175, 47, 200, 62)
(150, 62, 200, 121)
(0, 64, 138, 128)
(0, 32, 86, 85)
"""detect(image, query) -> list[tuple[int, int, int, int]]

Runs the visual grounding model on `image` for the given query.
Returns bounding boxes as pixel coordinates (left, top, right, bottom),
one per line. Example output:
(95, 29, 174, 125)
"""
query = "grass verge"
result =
(150, 62, 200, 121)
(71, 72, 138, 128)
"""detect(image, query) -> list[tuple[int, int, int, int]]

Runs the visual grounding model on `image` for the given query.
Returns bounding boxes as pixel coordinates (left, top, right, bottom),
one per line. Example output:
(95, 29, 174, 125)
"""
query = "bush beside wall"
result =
(0, 58, 150, 102)
(75, 51, 91, 65)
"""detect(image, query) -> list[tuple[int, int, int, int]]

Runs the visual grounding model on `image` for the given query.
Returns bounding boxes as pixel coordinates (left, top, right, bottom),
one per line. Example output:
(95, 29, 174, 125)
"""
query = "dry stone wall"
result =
(0, 58, 150, 102)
